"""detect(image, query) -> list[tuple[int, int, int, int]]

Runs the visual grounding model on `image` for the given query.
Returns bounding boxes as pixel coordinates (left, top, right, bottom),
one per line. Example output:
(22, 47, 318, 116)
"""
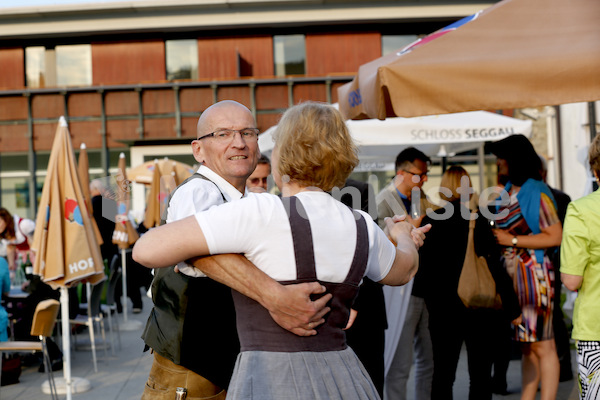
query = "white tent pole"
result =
(121, 248, 128, 323)
(60, 287, 73, 400)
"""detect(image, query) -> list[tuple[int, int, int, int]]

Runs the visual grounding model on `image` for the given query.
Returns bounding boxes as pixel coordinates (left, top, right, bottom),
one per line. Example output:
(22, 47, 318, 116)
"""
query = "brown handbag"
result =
(457, 219, 502, 309)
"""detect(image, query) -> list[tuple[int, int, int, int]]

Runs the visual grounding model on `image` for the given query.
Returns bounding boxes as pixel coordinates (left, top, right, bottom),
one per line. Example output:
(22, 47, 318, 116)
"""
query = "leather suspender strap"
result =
(281, 196, 317, 281)
(282, 196, 368, 285)
(345, 211, 369, 285)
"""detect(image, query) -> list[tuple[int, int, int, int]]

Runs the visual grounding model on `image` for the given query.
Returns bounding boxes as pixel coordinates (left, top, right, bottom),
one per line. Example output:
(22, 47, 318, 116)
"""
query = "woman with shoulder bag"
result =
(420, 166, 521, 400)
(489, 135, 562, 400)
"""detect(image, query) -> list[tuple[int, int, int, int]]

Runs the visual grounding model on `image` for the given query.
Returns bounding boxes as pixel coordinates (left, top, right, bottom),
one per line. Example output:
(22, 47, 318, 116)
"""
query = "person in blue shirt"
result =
(0, 256, 11, 342)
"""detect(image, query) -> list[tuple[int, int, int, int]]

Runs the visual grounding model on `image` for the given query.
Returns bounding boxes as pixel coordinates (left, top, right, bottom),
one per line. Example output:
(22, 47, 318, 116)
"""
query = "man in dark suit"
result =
(337, 178, 387, 397)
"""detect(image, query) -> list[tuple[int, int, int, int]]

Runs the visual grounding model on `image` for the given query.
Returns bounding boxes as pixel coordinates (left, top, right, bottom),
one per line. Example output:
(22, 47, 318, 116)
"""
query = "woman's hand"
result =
(385, 216, 431, 250)
(511, 314, 523, 326)
(343, 309, 358, 330)
(492, 228, 513, 246)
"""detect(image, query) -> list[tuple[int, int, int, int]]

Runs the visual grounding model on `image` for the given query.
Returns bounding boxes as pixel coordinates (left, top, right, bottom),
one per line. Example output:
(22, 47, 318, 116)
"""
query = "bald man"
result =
(141, 101, 330, 399)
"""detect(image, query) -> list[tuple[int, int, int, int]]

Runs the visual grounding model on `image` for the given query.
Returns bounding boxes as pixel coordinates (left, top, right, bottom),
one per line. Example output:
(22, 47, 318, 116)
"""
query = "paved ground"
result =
(408, 346, 579, 400)
(2, 292, 580, 400)
(1, 293, 153, 400)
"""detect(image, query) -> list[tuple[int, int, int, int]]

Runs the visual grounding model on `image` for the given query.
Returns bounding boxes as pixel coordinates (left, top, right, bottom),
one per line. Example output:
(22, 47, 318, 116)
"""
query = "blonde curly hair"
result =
(272, 102, 358, 192)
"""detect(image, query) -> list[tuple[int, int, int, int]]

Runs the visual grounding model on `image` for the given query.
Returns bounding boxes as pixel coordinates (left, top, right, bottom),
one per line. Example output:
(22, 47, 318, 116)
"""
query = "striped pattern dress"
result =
(496, 191, 559, 342)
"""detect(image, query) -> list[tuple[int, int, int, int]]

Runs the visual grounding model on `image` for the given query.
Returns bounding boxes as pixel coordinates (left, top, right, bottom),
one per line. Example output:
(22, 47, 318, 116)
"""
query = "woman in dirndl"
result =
(133, 101, 429, 400)
(489, 134, 562, 400)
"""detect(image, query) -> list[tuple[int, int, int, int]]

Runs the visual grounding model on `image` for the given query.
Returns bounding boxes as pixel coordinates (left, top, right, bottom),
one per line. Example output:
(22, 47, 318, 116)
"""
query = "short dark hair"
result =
(395, 147, 431, 172)
(257, 154, 270, 166)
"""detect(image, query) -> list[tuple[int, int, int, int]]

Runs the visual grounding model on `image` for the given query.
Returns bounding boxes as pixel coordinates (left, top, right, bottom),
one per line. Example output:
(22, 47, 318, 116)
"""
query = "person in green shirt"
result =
(560, 133, 600, 400)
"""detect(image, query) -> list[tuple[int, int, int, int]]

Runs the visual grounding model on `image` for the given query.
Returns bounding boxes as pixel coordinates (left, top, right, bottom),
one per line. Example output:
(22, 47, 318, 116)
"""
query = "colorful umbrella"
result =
(128, 158, 194, 185)
(31, 116, 104, 399)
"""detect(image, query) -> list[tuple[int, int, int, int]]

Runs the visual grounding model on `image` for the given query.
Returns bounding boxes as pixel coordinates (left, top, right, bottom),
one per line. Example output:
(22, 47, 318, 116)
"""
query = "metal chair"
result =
(0, 298, 61, 400)
(68, 280, 108, 372)
(100, 254, 122, 352)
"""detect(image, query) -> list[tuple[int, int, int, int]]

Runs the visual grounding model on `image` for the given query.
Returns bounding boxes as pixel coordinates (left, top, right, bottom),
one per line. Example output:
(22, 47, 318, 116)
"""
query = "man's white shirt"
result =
(166, 165, 248, 277)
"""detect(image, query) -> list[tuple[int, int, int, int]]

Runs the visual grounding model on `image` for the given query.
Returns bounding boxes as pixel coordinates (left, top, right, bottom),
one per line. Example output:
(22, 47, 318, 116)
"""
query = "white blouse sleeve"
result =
(364, 215, 396, 282)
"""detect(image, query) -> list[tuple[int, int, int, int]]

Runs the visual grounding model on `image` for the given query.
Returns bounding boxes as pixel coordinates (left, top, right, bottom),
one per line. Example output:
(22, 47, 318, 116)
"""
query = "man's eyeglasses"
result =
(197, 128, 260, 141)
(402, 169, 429, 180)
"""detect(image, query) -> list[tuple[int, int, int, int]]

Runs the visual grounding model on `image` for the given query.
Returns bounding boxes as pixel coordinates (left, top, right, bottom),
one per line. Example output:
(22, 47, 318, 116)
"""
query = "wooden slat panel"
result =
(180, 87, 214, 113)
(68, 93, 102, 117)
(306, 33, 381, 75)
(255, 85, 288, 109)
(257, 112, 281, 134)
(0, 125, 28, 152)
(31, 94, 64, 120)
(0, 48, 24, 90)
(292, 84, 326, 104)
(92, 40, 165, 85)
(144, 118, 176, 139)
(106, 120, 140, 147)
(105, 91, 138, 116)
(0, 96, 28, 121)
(69, 120, 102, 148)
(330, 82, 350, 104)
(216, 86, 251, 106)
(143, 89, 174, 114)
(33, 123, 57, 151)
(181, 117, 198, 139)
(197, 36, 273, 79)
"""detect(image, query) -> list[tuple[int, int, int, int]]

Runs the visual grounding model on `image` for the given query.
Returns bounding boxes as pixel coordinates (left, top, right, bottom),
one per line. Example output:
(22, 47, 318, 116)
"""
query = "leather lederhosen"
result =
(141, 173, 239, 391)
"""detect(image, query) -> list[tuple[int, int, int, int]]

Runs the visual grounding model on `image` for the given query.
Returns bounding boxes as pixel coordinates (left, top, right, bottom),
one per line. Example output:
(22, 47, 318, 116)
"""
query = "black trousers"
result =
(428, 307, 502, 400)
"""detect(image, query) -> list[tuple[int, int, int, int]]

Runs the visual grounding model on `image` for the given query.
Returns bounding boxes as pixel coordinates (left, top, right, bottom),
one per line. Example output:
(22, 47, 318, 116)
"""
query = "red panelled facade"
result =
(92, 40, 166, 85)
(197, 36, 274, 79)
(0, 32, 387, 154)
(305, 33, 382, 76)
(0, 48, 25, 90)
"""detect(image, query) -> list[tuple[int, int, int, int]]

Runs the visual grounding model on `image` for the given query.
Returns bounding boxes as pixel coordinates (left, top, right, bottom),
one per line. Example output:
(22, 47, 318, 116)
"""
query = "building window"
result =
(56, 45, 92, 86)
(273, 35, 305, 77)
(381, 35, 418, 56)
(25, 46, 45, 88)
(166, 39, 198, 80)
(25, 45, 92, 88)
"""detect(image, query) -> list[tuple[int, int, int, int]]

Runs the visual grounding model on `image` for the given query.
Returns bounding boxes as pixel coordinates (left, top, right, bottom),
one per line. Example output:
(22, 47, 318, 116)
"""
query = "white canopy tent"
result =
(259, 109, 532, 164)
(259, 109, 532, 191)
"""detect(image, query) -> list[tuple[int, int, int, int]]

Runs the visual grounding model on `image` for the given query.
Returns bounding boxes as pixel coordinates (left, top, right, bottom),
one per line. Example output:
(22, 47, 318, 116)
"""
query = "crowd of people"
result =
(1, 98, 598, 400)
(130, 99, 598, 400)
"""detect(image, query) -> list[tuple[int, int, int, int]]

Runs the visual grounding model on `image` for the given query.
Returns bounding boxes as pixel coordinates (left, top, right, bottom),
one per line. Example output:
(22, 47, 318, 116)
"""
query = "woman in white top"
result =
(134, 101, 429, 399)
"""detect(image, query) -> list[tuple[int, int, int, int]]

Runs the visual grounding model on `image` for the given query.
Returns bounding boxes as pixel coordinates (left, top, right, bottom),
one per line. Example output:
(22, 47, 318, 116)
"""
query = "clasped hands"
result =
(384, 214, 431, 249)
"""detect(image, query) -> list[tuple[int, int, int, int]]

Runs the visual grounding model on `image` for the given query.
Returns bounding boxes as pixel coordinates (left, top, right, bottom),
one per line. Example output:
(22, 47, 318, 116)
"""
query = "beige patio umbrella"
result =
(128, 157, 194, 185)
(142, 159, 163, 230)
(112, 153, 141, 328)
(78, 143, 103, 248)
(31, 117, 105, 399)
(338, 0, 600, 120)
